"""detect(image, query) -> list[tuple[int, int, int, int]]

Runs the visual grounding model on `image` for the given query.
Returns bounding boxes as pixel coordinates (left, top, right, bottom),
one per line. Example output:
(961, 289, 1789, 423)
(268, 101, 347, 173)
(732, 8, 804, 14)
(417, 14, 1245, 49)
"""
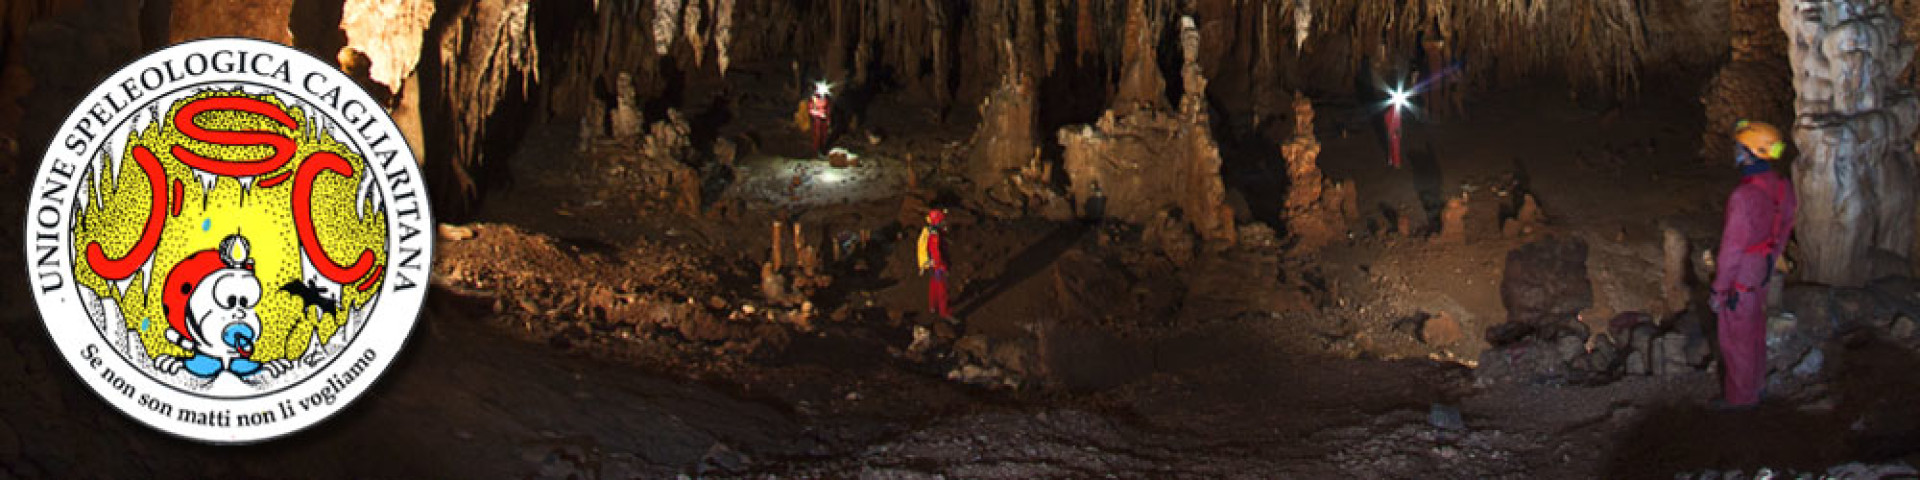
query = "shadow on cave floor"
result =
(1602, 335, 1920, 477)
(953, 221, 1091, 320)
(1408, 140, 1447, 229)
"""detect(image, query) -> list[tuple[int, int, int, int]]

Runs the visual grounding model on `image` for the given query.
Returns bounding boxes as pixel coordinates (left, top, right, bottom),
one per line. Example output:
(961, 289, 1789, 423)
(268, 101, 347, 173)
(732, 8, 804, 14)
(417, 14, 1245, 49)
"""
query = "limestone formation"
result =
(654, 0, 681, 56)
(1780, 0, 1920, 286)
(611, 72, 646, 139)
(1280, 92, 1356, 252)
(1438, 196, 1469, 244)
(341, 0, 435, 95)
(432, 0, 540, 207)
(967, 39, 1039, 192)
(1059, 9, 1235, 246)
(168, 0, 294, 43)
(1661, 227, 1692, 317)
(715, 0, 735, 75)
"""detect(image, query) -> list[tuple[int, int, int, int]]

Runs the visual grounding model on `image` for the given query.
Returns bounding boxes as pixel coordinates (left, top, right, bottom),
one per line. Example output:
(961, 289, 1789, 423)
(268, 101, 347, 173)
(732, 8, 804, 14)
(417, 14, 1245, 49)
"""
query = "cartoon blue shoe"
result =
(183, 354, 223, 378)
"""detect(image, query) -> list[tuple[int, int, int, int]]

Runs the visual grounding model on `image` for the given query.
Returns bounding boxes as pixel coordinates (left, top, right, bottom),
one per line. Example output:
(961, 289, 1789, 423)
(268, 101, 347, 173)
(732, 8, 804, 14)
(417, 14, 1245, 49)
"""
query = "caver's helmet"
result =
(161, 235, 256, 350)
(1734, 120, 1787, 161)
(926, 209, 946, 226)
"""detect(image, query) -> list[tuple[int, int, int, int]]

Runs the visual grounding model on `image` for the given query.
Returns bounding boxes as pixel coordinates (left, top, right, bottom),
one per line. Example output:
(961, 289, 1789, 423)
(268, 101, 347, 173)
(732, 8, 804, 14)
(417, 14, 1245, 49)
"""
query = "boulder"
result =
(1500, 236, 1593, 326)
(1475, 333, 1587, 386)
(1421, 311, 1465, 346)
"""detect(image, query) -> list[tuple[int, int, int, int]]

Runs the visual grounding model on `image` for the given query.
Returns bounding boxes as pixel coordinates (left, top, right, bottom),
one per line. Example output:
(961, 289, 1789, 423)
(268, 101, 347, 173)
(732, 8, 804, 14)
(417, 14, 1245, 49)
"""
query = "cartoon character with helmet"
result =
(152, 234, 295, 379)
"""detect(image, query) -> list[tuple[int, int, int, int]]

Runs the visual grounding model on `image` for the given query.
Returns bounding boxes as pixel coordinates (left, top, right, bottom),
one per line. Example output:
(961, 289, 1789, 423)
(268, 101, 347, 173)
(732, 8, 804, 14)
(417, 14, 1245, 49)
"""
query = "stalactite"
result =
(1315, 0, 1650, 98)
(1113, 0, 1167, 115)
(1293, 0, 1311, 51)
(1076, 0, 1096, 66)
(1043, 0, 1061, 77)
(652, 0, 680, 56)
(437, 0, 540, 201)
(715, 0, 733, 76)
(682, 0, 703, 67)
(341, 0, 435, 95)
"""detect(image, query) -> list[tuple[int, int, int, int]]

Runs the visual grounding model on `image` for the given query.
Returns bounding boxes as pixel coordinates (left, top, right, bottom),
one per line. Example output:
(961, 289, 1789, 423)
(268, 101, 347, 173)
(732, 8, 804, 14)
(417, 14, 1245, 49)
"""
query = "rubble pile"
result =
(1673, 461, 1918, 480)
(1768, 277, 1920, 385)
(1476, 311, 1712, 386)
(1478, 238, 1720, 386)
(433, 223, 817, 358)
(946, 331, 1045, 390)
(1320, 409, 1533, 478)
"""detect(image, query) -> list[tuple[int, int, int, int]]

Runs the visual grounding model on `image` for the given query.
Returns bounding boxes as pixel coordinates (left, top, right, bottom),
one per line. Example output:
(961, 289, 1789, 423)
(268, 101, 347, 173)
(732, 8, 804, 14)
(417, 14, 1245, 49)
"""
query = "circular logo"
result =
(24, 37, 433, 444)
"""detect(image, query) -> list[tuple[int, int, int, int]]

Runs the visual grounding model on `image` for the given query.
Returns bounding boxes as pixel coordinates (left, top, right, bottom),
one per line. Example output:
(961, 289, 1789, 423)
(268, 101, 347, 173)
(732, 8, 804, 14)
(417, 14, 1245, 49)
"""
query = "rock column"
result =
(1780, 0, 1920, 285)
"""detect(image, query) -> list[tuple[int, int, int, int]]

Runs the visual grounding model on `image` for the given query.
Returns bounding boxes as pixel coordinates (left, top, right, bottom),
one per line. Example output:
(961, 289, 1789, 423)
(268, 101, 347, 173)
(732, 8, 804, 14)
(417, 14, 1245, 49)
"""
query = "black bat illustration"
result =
(280, 279, 339, 317)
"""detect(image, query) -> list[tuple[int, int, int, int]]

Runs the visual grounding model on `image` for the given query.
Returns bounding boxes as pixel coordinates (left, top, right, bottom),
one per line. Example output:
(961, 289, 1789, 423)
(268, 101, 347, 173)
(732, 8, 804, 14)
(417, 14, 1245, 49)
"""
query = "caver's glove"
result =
(1712, 290, 1740, 313)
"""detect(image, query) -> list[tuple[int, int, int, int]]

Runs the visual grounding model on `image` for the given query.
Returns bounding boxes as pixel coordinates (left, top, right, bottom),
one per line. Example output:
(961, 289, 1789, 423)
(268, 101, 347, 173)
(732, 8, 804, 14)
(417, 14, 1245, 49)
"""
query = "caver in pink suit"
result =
(1711, 160, 1796, 407)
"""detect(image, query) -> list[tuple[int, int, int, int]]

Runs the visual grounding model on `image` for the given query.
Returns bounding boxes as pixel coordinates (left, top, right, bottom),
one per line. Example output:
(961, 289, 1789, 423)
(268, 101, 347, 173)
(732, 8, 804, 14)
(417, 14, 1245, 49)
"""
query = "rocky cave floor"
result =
(6, 67, 1920, 479)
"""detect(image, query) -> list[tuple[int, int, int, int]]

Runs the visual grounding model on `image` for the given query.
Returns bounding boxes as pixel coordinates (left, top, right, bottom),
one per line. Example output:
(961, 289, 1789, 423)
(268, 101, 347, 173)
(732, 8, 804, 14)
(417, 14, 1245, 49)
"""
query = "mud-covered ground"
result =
(4, 69, 1920, 478)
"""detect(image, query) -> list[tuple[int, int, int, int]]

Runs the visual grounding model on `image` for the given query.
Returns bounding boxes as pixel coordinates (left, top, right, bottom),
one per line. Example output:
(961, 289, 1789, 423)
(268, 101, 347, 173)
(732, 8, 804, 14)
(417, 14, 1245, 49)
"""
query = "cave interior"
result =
(4, 0, 1920, 477)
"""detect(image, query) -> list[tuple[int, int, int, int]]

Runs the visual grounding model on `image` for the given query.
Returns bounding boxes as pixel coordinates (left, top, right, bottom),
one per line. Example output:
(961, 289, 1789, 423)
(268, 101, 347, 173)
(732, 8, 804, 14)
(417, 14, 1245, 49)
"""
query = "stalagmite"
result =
(1059, 8, 1236, 246)
(771, 221, 784, 269)
(966, 35, 1039, 192)
(1662, 227, 1690, 317)
(1439, 196, 1469, 245)
(1281, 92, 1356, 251)
(611, 72, 645, 138)
(1780, 0, 1920, 285)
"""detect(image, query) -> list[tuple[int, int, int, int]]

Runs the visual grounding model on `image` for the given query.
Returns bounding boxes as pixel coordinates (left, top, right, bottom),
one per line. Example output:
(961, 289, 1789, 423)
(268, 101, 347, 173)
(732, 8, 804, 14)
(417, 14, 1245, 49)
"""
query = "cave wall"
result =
(1703, 0, 1794, 164)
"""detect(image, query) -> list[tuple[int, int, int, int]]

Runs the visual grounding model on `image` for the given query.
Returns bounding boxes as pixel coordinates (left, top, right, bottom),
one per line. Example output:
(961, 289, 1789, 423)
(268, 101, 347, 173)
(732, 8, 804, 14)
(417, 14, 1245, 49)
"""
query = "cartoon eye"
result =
(207, 272, 263, 309)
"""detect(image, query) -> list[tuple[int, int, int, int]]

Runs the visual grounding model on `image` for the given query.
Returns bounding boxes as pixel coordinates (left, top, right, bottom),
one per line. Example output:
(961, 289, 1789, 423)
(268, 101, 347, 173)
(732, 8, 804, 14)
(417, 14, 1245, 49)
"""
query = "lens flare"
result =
(1387, 85, 1413, 110)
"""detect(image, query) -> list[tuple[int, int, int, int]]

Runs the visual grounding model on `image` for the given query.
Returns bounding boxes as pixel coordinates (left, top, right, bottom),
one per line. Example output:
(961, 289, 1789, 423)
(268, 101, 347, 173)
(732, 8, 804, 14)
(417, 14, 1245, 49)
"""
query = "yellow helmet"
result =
(1734, 120, 1787, 161)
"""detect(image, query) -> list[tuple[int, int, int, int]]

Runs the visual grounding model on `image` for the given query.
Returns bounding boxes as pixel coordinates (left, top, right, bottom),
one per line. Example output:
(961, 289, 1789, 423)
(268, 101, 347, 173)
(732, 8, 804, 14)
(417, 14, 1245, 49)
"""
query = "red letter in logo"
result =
(291, 152, 378, 289)
(84, 146, 168, 280)
(170, 96, 298, 177)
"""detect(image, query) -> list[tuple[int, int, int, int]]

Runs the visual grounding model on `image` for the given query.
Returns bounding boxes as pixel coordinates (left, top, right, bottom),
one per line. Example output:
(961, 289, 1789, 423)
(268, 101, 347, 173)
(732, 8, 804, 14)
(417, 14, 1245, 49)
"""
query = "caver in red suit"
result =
(1711, 120, 1796, 408)
(809, 93, 830, 156)
(1386, 105, 1404, 168)
(917, 209, 950, 320)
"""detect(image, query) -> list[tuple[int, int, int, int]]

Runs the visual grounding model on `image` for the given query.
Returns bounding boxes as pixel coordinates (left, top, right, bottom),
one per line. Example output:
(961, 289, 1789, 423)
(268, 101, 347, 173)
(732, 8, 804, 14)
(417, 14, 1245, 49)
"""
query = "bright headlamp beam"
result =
(813, 80, 833, 97)
(1386, 86, 1413, 110)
